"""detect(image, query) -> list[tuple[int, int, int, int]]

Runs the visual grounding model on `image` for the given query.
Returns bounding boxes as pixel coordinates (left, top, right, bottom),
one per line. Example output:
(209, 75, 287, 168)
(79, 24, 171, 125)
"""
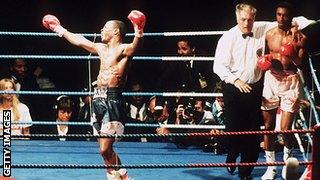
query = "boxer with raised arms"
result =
(42, 10, 146, 180)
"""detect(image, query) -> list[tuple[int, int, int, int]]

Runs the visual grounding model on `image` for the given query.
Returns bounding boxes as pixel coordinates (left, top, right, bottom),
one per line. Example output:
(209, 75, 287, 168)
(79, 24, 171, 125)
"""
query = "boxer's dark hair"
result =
(276, 1, 296, 19)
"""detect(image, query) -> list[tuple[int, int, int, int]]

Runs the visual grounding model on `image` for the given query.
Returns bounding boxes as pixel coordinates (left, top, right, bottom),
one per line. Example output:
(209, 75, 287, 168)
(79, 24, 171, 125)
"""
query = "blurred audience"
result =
(77, 88, 93, 139)
(174, 97, 218, 149)
(5, 59, 56, 136)
(7, 59, 39, 114)
(9, 59, 39, 93)
(144, 96, 176, 142)
(125, 82, 148, 121)
(210, 81, 225, 126)
(175, 97, 214, 125)
(124, 81, 149, 142)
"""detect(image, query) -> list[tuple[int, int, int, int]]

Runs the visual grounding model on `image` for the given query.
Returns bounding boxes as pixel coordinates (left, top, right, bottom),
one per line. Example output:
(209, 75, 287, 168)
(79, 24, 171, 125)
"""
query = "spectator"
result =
(33, 65, 56, 90)
(157, 38, 218, 93)
(174, 97, 226, 153)
(48, 95, 79, 141)
(0, 78, 32, 138)
(176, 97, 213, 125)
(202, 82, 228, 154)
(177, 38, 219, 92)
(8, 59, 40, 114)
(9, 59, 39, 92)
(124, 81, 149, 142)
(125, 82, 148, 121)
(144, 96, 176, 142)
(211, 81, 225, 126)
(174, 97, 214, 148)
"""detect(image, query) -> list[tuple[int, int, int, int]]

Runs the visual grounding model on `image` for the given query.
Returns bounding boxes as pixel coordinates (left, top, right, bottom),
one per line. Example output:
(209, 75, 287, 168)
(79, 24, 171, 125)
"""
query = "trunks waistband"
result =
(93, 87, 122, 98)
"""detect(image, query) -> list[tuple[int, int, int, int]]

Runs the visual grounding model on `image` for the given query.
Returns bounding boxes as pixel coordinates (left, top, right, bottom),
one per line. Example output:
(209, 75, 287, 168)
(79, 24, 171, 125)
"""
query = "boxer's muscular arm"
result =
(42, 14, 97, 54)
(123, 10, 146, 56)
(295, 34, 307, 66)
(63, 31, 97, 54)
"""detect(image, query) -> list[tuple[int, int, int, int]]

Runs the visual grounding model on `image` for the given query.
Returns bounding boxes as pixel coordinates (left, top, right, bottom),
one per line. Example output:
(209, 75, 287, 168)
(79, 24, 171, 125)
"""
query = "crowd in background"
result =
(0, 36, 318, 151)
(0, 38, 230, 154)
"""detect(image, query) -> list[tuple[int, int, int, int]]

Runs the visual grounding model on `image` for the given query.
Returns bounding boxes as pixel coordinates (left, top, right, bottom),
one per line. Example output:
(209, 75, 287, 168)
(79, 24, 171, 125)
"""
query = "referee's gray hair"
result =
(235, 3, 257, 18)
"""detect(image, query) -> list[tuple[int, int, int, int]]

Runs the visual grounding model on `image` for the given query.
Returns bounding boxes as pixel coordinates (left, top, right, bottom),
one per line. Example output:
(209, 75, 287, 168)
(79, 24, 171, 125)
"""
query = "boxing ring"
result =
(1, 19, 320, 179)
(1, 140, 311, 180)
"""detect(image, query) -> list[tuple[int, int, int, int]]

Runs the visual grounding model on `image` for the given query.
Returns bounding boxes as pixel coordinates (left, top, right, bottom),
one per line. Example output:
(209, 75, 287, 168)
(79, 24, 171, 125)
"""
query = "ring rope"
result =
(11, 129, 314, 139)
(1, 161, 311, 169)
(0, 31, 225, 37)
(308, 56, 320, 98)
(10, 121, 91, 126)
(0, 55, 97, 60)
(306, 57, 320, 124)
(6, 121, 225, 129)
(3, 121, 281, 131)
(163, 31, 226, 36)
(8, 121, 268, 131)
(0, 55, 215, 61)
(0, 90, 223, 97)
(125, 123, 225, 130)
(310, 51, 320, 57)
(0, 90, 90, 96)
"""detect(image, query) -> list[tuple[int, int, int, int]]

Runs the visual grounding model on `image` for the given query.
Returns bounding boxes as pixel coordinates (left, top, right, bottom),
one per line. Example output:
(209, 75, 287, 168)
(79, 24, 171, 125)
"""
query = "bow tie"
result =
(242, 32, 253, 39)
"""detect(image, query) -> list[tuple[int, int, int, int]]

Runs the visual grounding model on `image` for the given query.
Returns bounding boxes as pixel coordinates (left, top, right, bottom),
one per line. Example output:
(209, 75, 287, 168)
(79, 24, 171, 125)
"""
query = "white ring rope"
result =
(7, 121, 225, 130)
(163, 31, 226, 36)
(0, 90, 223, 97)
(162, 56, 215, 61)
(0, 31, 225, 37)
(9, 121, 91, 126)
(0, 55, 215, 61)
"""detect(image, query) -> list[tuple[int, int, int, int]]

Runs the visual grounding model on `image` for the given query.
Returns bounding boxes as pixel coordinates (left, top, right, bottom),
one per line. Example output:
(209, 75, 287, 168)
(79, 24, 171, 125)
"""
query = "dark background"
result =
(1, 0, 320, 91)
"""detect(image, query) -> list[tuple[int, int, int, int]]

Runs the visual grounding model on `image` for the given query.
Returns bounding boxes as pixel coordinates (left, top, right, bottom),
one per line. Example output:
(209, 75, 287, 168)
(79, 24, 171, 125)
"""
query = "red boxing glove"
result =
(42, 14, 66, 37)
(128, 10, 146, 37)
(257, 54, 273, 71)
(279, 43, 295, 57)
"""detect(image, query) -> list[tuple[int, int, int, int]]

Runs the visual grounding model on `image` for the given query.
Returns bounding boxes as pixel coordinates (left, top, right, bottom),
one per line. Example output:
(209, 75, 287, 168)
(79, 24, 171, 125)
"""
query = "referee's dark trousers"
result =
(222, 79, 263, 177)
